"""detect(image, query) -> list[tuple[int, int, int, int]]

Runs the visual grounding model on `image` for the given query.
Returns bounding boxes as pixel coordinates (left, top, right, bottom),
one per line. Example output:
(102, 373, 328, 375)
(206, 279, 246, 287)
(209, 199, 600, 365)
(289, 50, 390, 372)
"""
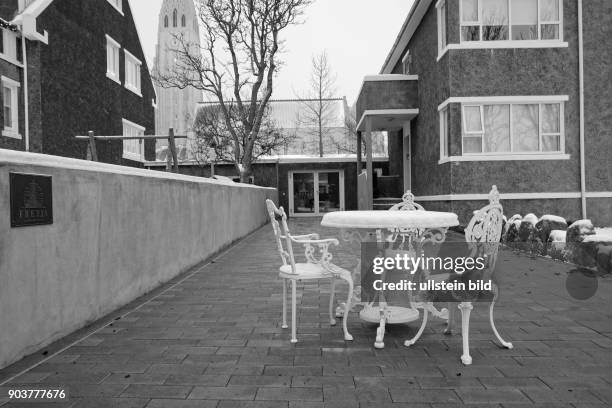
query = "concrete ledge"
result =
(0, 149, 277, 369)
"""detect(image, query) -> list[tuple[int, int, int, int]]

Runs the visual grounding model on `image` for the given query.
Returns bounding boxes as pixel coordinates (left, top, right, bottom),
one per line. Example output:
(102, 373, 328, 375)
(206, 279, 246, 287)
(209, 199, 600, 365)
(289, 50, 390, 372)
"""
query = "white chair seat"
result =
(279, 263, 332, 279)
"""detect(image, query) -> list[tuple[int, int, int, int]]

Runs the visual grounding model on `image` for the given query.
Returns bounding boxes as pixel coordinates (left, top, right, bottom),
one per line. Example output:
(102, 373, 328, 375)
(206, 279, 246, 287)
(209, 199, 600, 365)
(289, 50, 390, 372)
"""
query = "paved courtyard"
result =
(1, 218, 612, 407)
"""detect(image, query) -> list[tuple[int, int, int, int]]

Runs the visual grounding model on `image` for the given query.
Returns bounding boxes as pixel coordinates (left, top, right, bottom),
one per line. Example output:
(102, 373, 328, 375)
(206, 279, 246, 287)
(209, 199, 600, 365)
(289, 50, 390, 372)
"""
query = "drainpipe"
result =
(577, 0, 586, 219)
(21, 32, 29, 152)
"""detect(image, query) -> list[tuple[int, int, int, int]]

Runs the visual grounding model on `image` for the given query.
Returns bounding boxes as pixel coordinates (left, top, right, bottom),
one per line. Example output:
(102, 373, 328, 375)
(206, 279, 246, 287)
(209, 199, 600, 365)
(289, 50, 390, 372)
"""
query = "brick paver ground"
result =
(1, 218, 612, 407)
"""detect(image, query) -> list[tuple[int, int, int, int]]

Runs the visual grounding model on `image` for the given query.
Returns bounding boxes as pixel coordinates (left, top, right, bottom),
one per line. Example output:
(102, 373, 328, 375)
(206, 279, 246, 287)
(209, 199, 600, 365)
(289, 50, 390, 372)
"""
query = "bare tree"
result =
(155, 0, 311, 182)
(297, 51, 337, 157)
(192, 102, 293, 166)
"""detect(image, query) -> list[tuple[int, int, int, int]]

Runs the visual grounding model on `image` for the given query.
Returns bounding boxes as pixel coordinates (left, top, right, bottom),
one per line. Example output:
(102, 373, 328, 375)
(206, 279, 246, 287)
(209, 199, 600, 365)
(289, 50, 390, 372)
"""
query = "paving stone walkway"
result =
(1, 218, 612, 407)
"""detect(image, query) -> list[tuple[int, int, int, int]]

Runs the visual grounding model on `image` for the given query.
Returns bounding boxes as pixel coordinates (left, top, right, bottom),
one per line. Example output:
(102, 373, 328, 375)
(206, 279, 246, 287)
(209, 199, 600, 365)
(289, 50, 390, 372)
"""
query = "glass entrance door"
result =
(292, 172, 315, 214)
(289, 170, 344, 216)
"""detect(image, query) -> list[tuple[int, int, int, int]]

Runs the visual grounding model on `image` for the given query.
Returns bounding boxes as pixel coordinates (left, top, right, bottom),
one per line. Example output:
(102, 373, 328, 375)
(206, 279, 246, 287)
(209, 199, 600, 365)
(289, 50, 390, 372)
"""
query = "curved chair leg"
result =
(342, 276, 354, 341)
(291, 280, 298, 344)
(374, 309, 387, 349)
(490, 285, 513, 349)
(282, 278, 288, 329)
(445, 302, 455, 335)
(329, 278, 337, 326)
(459, 302, 473, 365)
(404, 309, 428, 347)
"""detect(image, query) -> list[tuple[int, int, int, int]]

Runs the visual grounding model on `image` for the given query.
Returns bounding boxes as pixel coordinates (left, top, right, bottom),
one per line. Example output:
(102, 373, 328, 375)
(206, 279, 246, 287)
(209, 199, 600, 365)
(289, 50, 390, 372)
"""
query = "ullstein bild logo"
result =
(10, 172, 53, 228)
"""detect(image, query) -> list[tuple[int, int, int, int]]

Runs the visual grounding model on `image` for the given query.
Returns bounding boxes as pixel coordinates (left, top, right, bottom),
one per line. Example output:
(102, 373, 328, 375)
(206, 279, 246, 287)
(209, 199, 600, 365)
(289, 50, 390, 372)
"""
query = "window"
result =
(0, 28, 20, 64)
(437, 0, 447, 52)
(401, 51, 410, 74)
(173, 9, 177, 27)
(124, 50, 142, 95)
(164, 15, 168, 28)
(461, 100, 564, 154)
(2, 76, 20, 138)
(439, 106, 449, 160)
(106, 0, 123, 14)
(181, 14, 186, 27)
(106, 35, 120, 84)
(460, 0, 562, 42)
(122, 119, 145, 160)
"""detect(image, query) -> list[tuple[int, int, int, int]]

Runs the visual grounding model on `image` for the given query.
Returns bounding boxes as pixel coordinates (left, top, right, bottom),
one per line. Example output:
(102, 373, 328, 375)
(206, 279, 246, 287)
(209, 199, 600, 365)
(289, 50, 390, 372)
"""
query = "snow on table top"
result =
(321, 210, 459, 229)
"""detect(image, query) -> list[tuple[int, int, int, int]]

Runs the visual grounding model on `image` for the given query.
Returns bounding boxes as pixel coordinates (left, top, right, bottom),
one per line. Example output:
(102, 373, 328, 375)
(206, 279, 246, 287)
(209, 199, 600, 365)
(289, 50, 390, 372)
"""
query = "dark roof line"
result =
(197, 97, 345, 104)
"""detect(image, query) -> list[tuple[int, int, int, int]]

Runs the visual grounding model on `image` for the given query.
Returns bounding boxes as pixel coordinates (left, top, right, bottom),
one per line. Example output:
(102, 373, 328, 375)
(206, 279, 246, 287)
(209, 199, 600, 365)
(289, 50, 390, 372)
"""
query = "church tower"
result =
(153, 0, 202, 142)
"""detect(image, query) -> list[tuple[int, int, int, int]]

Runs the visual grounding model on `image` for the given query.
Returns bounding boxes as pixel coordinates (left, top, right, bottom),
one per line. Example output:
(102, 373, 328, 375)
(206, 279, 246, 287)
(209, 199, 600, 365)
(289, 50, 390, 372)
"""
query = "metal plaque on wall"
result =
(10, 172, 53, 228)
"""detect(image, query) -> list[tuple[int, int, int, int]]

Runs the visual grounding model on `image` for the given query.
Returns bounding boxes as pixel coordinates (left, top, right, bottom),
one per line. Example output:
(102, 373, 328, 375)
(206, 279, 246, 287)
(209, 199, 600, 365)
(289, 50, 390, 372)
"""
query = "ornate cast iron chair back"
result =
(266, 199, 296, 274)
(464, 186, 504, 271)
(389, 191, 425, 212)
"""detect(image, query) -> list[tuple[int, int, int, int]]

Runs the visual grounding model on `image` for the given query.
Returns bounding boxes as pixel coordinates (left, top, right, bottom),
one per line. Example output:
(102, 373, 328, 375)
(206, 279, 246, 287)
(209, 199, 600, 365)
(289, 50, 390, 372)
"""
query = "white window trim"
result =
(437, 40, 568, 61)
(0, 28, 23, 67)
(124, 49, 142, 97)
(439, 106, 449, 161)
(459, 0, 564, 43)
(401, 50, 410, 75)
(122, 118, 145, 161)
(437, 95, 568, 163)
(106, 0, 124, 16)
(106, 34, 121, 85)
(437, 0, 566, 60)
(2, 76, 21, 139)
(436, 0, 447, 54)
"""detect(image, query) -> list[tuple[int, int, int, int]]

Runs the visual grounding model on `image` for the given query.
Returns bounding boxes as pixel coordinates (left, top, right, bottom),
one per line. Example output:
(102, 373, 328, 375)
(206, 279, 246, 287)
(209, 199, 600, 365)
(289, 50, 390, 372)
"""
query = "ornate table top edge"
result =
(321, 210, 460, 229)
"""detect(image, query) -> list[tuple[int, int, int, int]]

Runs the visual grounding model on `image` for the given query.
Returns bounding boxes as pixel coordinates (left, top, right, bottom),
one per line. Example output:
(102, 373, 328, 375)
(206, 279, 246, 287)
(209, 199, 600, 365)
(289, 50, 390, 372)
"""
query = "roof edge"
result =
(380, 0, 433, 74)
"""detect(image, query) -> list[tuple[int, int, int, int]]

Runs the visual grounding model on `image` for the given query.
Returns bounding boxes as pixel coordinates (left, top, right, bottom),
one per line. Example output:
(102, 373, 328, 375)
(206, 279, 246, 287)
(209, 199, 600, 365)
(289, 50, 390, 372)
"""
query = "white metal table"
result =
(321, 210, 459, 348)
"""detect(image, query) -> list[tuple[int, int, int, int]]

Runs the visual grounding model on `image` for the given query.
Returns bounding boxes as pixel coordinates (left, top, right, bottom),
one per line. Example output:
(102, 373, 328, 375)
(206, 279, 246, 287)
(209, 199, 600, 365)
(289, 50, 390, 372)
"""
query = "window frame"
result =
(439, 105, 450, 161)
(401, 50, 410, 74)
(124, 49, 142, 96)
(106, 34, 121, 84)
(460, 100, 565, 156)
(2, 76, 21, 139)
(0, 28, 21, 66)
(459, 0, 563, 44)
(106, 0, 123, 15)
(436, 0, 448, 54)
(122, 118, 145, 161)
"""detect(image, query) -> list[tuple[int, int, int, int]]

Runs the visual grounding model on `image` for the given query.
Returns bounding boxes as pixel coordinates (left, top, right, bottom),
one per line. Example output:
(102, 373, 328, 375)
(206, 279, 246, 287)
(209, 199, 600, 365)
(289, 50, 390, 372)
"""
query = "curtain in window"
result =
(540, 0, 560, 39)
(482, 0, 508, 40)
(483, 105, 510, 152)
(542, 104, 561, 151)
(511, 0, 538, 40)
(3, 86, 12, 129)
(512, 104, 539, 152)
(461, 0, 479, 41)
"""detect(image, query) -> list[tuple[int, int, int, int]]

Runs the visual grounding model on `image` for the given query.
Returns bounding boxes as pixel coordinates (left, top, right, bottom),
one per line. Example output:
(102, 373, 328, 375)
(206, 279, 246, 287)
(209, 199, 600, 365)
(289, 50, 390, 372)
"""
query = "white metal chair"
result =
(265, 199, 354, 343)
(404, 186, 513, 365)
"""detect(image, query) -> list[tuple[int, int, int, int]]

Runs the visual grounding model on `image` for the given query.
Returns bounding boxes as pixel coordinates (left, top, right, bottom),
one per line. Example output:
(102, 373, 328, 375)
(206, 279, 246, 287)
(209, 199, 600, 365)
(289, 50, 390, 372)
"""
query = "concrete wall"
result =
(0, 149, 277, 369)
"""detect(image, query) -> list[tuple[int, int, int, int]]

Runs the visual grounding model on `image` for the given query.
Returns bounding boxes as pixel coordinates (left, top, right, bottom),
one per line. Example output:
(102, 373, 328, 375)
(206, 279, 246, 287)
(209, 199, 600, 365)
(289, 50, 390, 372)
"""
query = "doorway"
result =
(288, 170, 345, 216)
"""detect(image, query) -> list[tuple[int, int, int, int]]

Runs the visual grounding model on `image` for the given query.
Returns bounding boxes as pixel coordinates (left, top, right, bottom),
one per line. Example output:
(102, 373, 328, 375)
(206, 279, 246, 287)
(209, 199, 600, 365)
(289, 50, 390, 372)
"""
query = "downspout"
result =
(577, 0, 586, 219)
(21, 32, 29, 151)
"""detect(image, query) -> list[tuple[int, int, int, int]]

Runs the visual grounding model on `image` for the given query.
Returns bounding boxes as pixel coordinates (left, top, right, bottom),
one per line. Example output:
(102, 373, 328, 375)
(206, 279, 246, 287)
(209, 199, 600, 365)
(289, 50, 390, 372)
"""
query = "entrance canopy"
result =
(356, 109, 419, 132)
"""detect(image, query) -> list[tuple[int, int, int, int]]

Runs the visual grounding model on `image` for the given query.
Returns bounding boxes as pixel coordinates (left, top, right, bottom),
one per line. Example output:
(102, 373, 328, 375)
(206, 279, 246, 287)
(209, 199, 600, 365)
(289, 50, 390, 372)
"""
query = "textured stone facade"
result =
(375, 0, 611, 225)
(0, 0, 156, 165)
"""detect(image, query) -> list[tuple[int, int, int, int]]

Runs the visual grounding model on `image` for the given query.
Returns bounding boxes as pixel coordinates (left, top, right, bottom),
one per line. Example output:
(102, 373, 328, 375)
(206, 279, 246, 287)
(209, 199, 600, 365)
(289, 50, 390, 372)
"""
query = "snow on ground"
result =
(584, 228, 612, 243)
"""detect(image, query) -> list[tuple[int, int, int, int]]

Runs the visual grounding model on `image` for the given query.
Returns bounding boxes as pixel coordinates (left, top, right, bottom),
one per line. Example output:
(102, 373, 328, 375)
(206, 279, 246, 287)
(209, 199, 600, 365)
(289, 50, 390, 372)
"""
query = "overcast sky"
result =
(131, 0, 414, 105)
